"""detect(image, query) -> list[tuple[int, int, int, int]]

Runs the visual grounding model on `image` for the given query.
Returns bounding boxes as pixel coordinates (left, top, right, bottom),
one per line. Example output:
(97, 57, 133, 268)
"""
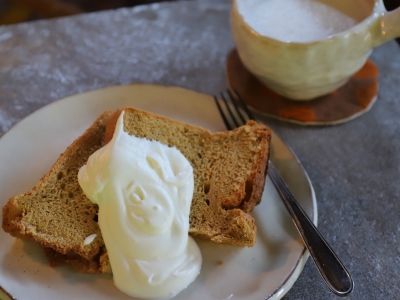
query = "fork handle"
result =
(267, 161, 354, 296)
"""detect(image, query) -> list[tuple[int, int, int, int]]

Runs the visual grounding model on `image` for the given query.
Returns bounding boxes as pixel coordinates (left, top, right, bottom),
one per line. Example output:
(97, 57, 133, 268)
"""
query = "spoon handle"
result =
(268, 161, 354, 296)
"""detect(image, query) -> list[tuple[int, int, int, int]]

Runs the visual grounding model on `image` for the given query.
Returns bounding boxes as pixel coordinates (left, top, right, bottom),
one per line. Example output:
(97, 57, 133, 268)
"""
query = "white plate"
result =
(0, 84, 317, 300)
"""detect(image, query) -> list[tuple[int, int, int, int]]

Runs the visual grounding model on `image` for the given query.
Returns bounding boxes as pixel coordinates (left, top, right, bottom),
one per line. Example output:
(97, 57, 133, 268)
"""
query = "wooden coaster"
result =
(226, 49, 379, 125)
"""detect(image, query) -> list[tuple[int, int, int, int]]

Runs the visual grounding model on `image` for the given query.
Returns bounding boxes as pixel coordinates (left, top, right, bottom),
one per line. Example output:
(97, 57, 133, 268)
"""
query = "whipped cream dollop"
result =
(78, 112, 202, 299)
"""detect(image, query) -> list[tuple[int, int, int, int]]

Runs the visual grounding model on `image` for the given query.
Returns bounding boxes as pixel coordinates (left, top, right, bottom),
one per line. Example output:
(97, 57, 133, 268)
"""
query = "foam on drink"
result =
(237, 0, 358, 43)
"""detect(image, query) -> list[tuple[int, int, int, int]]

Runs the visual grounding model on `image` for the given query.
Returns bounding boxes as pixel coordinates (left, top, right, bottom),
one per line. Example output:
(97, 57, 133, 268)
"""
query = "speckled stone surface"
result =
(0, 0, 400, 299)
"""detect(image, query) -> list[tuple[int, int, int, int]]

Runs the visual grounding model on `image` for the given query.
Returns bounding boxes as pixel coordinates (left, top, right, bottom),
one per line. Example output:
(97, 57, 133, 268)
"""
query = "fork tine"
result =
(214, 96, 233, 130)
(232, 89, 256, 121)
(226, 89, 247, 125)
(215, 90, 254, 130)
(220, 92, 241, 128)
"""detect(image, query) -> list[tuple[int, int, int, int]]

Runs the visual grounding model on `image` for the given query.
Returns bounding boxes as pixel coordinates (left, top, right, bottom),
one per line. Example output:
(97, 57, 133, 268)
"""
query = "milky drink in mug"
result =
(231, 0, 400, 100)
(240, 0, 360, 43)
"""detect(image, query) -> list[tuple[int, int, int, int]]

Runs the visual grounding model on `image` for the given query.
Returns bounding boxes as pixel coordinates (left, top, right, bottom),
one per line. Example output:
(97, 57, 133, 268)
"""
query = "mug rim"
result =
(232, 0, 383, 45)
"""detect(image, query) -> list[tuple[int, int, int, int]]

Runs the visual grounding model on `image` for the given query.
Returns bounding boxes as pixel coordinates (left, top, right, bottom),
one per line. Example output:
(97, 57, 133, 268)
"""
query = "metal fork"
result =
(214, 90, 354, 297)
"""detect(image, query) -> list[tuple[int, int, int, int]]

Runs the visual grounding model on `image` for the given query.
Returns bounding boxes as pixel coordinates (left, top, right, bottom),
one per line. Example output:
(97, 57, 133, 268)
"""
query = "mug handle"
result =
(371, 6, 400, 47)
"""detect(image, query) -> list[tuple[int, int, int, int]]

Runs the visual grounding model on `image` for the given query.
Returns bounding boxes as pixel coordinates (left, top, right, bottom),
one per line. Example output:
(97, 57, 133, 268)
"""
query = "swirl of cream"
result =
(78, 111, 202, 299)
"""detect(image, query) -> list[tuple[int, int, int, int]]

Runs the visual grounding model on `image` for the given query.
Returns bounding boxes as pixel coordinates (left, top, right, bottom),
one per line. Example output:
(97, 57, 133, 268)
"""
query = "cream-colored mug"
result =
(231, 0, 400, 100)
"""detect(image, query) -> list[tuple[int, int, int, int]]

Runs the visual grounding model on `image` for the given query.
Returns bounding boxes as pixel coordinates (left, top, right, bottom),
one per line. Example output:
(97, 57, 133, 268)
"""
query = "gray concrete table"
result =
(0, 0, 399, 299)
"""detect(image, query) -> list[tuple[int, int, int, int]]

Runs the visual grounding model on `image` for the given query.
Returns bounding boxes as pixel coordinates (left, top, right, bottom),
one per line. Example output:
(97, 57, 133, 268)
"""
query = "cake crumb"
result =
(84, 233, 97, 245)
